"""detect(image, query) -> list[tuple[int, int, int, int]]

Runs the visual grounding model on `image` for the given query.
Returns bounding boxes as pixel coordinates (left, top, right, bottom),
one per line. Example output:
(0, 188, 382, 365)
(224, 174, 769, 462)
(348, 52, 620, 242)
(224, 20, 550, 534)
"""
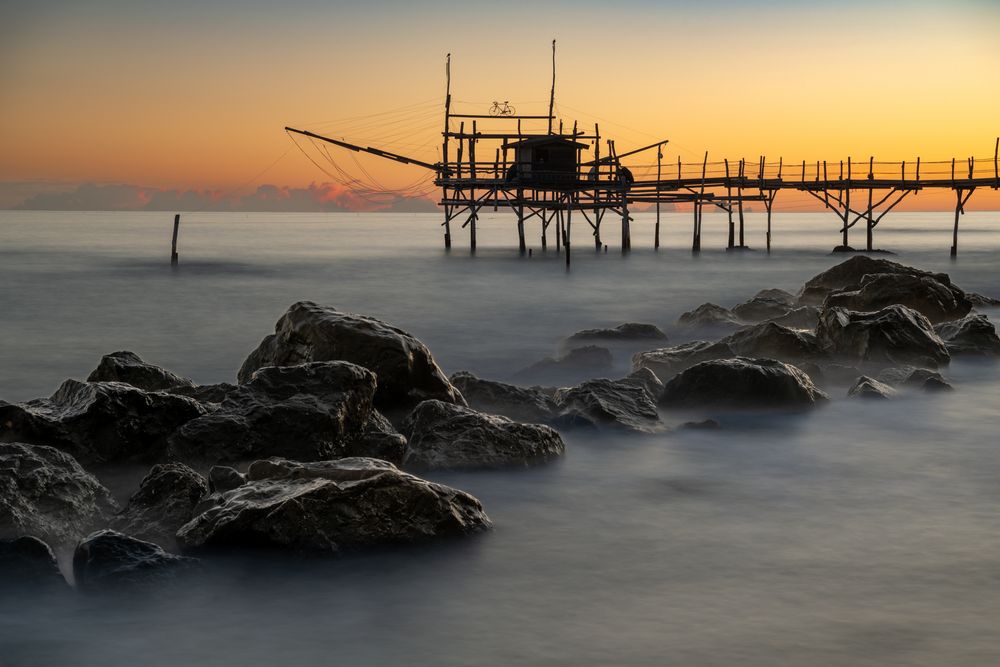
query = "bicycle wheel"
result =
(489, 104, 501, 117)
(505, 104, 516, 116)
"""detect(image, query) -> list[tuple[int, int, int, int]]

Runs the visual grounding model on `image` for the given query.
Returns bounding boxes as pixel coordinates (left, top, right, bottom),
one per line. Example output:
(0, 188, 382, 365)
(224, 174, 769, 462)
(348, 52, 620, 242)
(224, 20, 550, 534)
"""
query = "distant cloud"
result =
(4, 181, 437, 213)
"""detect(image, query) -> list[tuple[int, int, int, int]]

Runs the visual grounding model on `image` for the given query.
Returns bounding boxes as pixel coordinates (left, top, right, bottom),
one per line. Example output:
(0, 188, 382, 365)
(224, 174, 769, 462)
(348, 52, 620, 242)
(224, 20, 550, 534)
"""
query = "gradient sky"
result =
(2, 0, 998, 210)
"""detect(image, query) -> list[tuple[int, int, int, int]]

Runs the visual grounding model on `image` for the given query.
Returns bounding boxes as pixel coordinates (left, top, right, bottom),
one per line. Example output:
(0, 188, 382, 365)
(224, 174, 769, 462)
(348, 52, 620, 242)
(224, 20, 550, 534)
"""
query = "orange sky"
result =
(2, 1, 998, 211)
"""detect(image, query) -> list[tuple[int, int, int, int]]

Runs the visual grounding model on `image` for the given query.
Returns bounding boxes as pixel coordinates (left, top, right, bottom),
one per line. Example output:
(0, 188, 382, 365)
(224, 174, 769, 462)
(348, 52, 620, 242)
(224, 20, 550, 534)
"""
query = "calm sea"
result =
(2, 210, 1000, 666)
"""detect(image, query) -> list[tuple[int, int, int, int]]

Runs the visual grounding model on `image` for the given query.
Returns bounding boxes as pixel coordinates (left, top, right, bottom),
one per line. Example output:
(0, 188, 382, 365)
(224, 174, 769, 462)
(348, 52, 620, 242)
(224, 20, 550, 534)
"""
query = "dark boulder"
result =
(449, 371, 559, 423)
(237, 301, 464, 412)
(764, 305, 820, 330)
(798, 256, 947, 305)
(73, 530, 198, 593)
(0, 536, 67, 591)
(816, 305, 951, 368)
(721, 322, 825, 362)
(967, 292, 1000, 308)
(732, 289, 797, 322)
(632, 340, 735, 379)
(824, 273, 971, 324)
(847, 376, 896, 400)
(344, 409, 408, 465)
(168, 362, 384, 465)
(208, 466, 246, 493)
(402, 400, 565, 470)
(554, 378, 664, 433)
(566, 322, 667, 343)
(111, 463, 209, 549)
(0, 380, 205, 465)
(177, 457, 491, 554)
(660, 357, 827, 409)
(87, 351, 194, 392)
(618, 367, 665, 401)
(0, 443, 117, 547)
(875, 366, 953, 392)
(676, 303, 742, 328)
(934, 313, 1000, 356)
(513, 346, 613, 384)
(169, 382, 238, 404)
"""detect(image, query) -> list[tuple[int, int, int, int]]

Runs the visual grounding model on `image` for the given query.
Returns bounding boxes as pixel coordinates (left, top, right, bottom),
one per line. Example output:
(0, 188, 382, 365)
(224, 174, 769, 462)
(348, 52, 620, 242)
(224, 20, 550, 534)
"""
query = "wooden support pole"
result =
(725, 159, 735, 249)
(444, 205, 452, 249)
(470, 207, 477, 253)
(170, 214, 180, 265)
(555, 205, 561, 254)
(594, 123, 602, 250)
(737, 159, 746, 247)
(691, 201, 701, 253)
(995, 137, 999, 186)
(654, 147, 662, 250)
(565, 196, 572, 268)
(442, 54, 451, 249)
(952, 188, 962, 257)
(541, 209, 548, 250)
(866, 187, 874, 251)
(517, 189, 526, 255)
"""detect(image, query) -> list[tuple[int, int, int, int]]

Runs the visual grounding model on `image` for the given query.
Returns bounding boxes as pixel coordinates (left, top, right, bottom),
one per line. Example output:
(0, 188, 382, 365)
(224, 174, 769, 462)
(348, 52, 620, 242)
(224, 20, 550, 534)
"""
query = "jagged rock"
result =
(660, 357, 827, 409)
(566, 322, 667, 343)
(875, 366, 953, 391)
(402, 400, 564, 470)
(169, 362, 384, 465)
(237, 301, 464, 412)
(632, 340, 735, 379)
(0, 536, 66, 591)
(619, 367, 665, 401)
(681, 419, 720, 430)
(513, 346, 613, 384)
(824, 273, 971, 324)
(0, 380, 205, 464)
(111, 464, 209, 549)
(177, 457, 491, 554)
(732, 289, 797, 322)
(967, 292, 1000, 308)
(345, 410, 408, 465)
(676, 303, 742, 328)
(816, 305, 951, 368)
(169, 383, 238, 404)
(764, 306, 820, 330)
(721, 322, 825, 362)
(87, 351, 194, 392)
(0, 443, 117, 547)
(798, 256, 948, 305)
(554, 378, 663, 433)
(934, 313, 1000, 356)
(73, 530, 198, 592)
(208, 466, 246, 493)
(847, 376, 897, 400)
(449, 371, 559, 423)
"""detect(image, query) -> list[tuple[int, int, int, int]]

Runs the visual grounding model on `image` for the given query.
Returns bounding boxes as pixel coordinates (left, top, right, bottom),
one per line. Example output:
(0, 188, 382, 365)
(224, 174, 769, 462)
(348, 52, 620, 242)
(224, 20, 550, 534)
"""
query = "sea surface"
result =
(1, 210, 1000, 666)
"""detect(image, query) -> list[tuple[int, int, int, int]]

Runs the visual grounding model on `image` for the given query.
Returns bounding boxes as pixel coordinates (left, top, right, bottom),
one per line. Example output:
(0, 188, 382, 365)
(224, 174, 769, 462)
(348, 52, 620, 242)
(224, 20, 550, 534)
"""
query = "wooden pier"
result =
(285, 44, 999, 263)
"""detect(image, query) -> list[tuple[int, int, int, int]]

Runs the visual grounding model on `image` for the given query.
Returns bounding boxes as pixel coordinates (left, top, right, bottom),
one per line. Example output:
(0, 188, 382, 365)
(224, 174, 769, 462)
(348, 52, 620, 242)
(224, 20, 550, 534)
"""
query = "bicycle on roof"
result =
(489, 100, 516, 117)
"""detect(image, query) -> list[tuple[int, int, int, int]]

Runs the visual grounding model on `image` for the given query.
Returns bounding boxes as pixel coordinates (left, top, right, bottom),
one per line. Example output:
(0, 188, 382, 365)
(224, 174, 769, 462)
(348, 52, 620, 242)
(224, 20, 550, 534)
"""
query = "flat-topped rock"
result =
(555, 378, 664, 433)
(934, 313, 1000, 356)
(449, 371, 559, 423)
(660, 357, 827, 409)
(632, 340, 735, 379)
(799, 256, 947, 305)
(111, 463, 209, 550)
(177, 457, 491, 554)
(816, 305, 951, 368)
(847, 376, 897, 400)
(237, 301, 465, 412)
(0, 442, 117, 547)
(676, 303, 742, 329)
(402, 400, 565, 470)
(824, 273, 971, 324)
(566, 322, 667, 343)
(721, 322, 825, 362)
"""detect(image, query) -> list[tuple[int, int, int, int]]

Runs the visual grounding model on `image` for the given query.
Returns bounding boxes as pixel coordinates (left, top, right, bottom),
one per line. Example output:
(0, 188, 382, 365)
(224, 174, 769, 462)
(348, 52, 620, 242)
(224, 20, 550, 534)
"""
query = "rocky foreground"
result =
(2, 255, 999, 594)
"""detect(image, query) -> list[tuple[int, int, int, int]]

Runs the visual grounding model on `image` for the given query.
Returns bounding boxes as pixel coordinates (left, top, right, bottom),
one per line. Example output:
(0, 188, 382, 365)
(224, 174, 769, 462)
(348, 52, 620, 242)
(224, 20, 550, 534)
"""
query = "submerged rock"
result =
(402, 400, 565, 470)
(0, 442, 117, 547)
(449, 371, 560, 423)
(169, 362, 387, 465)
(237, 301, 464, 412)
(934, 313, 1000, 356)
(967, 292, 1000, 308)
(816, 305, 951, 368)
(680, 419, 721, 430)
(554, 378, 663, 433)
(721, 322, 825, 362)
(514, 346, 614, 384)
(177, 457, 491, 554)
(824, 273, 971, 324)
(847, 376, 897, 400)
(676, 303, 743, 329)
(632, 340, 735, 379)
(566, 322, 667, 343)
(798, 256, 947, 305)
(660, 357, 827, 409)
(111, 463, 209, 549)
(0, 536, 67, 591)
(0, 380, 205, 464)
(87, 351, 194, 392)
(73, 530, 198, 592)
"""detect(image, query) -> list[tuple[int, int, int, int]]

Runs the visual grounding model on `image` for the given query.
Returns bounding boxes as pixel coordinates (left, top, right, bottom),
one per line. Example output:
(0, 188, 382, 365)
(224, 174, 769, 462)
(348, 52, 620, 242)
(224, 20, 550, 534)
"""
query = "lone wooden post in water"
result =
(170, 214, 180, 266)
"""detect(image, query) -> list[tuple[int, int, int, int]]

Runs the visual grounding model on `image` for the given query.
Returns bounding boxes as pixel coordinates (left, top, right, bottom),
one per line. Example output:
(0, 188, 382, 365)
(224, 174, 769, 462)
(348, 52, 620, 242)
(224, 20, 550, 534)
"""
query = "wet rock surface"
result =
(0, 536, 67, 591)
(177, 457, 492, 554)
(824, 273, 971, 324)
(676, 303, 743, 329)
(554, 378, 663, 433)
(402, 400, 565, 470)
(87, 351, 194, 392)
(0, 380, 205, 465)
(847, 376, 897, 400)
(816, 305, 951, 368)
(721, 322, 825, 363)
(110, 463, 209, 549)
(73, 530, 198, 592)
(764, 305, 820, 330)
(169, 382, 238, 404)
(798, 255, 946, 305)
(566, 322, 667, 343)
(660, 357, 827, 409)
(237, 301, 465, 412)
(876, 366, 952, 391)
(449, 371, 560, 424)
(0, 442, 117, 547)
(633, 340, 735, 379)
(934, 313, 1000, 356)
(168, 362, 384, 465)
(618, 367, 665, 401)
(732, 289, 797, 322)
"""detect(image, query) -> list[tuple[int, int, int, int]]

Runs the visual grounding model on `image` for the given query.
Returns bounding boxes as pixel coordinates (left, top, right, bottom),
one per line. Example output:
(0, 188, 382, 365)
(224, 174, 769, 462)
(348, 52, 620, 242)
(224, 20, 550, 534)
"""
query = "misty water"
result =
(2, 210, 1000, 666)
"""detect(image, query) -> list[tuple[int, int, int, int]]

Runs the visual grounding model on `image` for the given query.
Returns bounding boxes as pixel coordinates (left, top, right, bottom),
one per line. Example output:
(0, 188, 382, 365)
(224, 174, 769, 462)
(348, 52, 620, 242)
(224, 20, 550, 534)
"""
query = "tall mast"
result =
(443, 53, 451, 176)
(548, 40, 556, 135)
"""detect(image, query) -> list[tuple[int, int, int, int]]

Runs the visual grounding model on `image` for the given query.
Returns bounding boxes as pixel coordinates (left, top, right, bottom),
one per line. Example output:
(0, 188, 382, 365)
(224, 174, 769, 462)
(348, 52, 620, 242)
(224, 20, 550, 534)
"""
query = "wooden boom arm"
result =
(285, 127, 443, 173)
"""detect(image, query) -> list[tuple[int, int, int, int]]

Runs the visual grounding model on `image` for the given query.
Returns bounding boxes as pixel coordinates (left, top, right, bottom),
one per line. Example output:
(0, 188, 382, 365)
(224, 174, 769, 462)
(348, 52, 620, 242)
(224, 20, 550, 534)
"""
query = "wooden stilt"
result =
(517, 189, 526, 255)
(952, 188, 962, 257)
(655, 147, 662, 250)
(555, 206, 561, 253)
(170, 214, 180, 266)
(541, 210, 548, 250)
(565, 196, 572, 267)
(737, 159, 745, 247)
